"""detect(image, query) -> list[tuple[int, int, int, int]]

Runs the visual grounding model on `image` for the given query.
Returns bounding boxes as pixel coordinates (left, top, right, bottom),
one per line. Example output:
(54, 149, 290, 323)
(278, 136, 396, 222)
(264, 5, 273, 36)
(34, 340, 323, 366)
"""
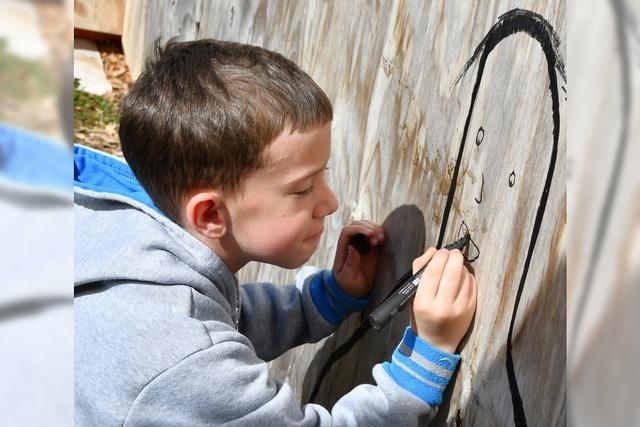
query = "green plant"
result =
(0, 38, 55, 100)
(74, 78, 119, 128)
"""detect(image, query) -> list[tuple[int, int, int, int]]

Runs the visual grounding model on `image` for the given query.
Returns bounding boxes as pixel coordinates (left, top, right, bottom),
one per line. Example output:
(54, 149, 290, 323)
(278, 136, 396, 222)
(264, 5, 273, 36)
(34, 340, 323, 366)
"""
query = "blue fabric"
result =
(310, 270, 372, 325)
(382, 362, 444, 405)
(383, 327, 460, 405)
(391, 348, 449, 386)
(401, 325, 461, 371)
(73, 144, 160, 213)
(0, 124, 72, 192)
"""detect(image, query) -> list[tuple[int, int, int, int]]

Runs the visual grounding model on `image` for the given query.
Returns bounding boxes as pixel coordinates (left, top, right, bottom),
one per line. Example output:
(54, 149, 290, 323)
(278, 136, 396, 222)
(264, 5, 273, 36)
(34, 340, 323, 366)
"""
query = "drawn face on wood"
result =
(427, 9, 567, 425)
(302, 8, 566, 427)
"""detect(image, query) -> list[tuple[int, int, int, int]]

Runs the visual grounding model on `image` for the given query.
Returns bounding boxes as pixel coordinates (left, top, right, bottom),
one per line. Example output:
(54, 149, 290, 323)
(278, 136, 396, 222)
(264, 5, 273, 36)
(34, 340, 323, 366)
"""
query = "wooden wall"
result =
(74, 0, 125, 36)
(123, 1, 566, 425)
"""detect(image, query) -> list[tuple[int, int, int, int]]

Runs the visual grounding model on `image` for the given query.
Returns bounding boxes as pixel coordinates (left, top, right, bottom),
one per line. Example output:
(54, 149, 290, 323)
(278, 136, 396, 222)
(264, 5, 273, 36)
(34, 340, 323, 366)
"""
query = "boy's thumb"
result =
(346, 245, 360, 268)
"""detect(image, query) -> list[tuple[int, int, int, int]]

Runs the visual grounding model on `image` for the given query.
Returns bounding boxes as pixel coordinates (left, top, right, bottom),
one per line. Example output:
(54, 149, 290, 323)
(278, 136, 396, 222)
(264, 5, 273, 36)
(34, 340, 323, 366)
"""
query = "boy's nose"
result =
(316, 185, 339, 218)
(326, 187, 339, 214)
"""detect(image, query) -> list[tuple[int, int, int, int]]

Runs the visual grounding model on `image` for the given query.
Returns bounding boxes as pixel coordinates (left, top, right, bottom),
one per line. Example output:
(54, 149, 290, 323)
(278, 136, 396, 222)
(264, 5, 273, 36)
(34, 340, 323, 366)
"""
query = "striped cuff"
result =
(310, 270, 372, 325)
(383, 327, 460, 405)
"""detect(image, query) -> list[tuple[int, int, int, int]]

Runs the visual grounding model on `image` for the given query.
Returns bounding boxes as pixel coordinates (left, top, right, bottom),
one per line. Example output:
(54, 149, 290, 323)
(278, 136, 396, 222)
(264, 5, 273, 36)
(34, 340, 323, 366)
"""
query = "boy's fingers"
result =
(345, 245, 360, 268)
(334, 222, 379, 271)
(334, 232, 355, 271)
(344, 223, 382, 246)
(349, 220, 385, 242)
(468, 273, 478, 310)
(417, 249, 449, 299)
(437, 249, 465, 302)
(337, 225, 368, 251)
(412, 247, 437, 274)
(455, 269, 474, 308)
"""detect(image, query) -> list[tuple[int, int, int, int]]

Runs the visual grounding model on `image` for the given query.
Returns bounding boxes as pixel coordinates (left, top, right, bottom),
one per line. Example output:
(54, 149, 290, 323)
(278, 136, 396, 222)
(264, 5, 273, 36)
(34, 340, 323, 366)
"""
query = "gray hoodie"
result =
(74, 145, 460, 426)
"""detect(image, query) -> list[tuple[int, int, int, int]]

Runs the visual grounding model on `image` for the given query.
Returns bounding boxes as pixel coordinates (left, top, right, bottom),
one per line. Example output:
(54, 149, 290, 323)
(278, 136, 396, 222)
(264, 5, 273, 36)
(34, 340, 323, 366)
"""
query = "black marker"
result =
(368, 234, 470, 330)
(349, 233, 371, 255)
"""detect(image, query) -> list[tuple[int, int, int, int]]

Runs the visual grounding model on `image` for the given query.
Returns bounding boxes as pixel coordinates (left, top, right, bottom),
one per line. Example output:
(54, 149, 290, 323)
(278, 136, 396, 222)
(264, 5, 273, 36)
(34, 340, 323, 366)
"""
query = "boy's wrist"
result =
(327, 271, 372, 302)
(383, 326, 460, 405)
(309, 270, 371, 325)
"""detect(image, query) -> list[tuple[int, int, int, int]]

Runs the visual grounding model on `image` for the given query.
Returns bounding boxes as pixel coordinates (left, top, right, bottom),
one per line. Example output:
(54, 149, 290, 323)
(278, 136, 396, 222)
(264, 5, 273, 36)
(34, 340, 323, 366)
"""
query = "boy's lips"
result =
(306, 227, 324, 241)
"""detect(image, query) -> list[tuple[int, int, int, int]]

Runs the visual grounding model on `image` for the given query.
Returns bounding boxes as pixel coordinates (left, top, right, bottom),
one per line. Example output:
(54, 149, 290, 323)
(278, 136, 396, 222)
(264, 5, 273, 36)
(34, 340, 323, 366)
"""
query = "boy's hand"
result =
(332, 220, 385, 299)
(410, 248, 477, 353)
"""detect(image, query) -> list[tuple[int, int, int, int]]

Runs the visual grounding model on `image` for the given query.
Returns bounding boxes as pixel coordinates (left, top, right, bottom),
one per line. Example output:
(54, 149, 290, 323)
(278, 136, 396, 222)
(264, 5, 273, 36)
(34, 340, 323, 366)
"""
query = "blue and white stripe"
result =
(383, 327, 460, 405)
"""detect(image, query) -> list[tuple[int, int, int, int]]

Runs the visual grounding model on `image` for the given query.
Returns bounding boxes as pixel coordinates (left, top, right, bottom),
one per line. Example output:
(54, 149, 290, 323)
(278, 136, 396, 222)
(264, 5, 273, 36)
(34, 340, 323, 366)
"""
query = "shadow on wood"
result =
(302, 204, 426, 407)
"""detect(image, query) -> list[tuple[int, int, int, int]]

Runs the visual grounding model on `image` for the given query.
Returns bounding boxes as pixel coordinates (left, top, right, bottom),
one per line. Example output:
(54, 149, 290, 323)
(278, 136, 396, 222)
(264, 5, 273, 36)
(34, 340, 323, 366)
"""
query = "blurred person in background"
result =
(0, 0, 73, 425)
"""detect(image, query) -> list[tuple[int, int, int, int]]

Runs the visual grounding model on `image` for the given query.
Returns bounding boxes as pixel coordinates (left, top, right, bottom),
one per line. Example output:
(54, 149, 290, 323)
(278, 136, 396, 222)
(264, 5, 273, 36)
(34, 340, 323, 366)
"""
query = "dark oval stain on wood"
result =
(509, 171, 516, 187)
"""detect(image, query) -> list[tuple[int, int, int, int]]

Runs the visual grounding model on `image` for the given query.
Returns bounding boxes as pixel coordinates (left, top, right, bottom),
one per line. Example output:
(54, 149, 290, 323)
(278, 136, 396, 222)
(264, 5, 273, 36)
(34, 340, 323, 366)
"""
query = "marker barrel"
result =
(367, 235, 470, 330)
(349, 233, 371, 255)
(367, 267, 426, 330)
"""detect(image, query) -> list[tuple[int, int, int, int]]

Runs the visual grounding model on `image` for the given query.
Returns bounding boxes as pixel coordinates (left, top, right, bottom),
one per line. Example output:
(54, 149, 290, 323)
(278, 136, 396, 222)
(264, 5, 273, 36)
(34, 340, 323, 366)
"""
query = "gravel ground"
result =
(74, 41, 131, 158)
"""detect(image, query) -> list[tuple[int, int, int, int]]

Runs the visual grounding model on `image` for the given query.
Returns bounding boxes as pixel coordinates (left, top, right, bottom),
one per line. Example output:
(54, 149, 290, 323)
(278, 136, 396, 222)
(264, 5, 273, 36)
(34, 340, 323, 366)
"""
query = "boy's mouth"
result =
(305, 227, 324, 241)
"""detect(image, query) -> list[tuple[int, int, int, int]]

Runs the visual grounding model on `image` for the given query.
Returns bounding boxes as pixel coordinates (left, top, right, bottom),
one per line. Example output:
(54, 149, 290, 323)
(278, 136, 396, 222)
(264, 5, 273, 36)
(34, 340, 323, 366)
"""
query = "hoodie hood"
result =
(73, 145, 240, 320)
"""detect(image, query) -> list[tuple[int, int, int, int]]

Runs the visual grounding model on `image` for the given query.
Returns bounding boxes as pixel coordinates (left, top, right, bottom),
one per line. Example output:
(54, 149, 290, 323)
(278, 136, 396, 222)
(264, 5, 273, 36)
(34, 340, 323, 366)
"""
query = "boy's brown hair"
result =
(119, 38, 333, 222)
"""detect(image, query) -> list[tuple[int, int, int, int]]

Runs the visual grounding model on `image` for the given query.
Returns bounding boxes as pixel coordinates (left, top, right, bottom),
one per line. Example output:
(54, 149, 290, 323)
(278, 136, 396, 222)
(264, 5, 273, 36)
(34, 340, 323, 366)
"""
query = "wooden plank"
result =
(122, 1, 567, 424)
(74, 0, 124, 36)
(122, 0, 202, 79)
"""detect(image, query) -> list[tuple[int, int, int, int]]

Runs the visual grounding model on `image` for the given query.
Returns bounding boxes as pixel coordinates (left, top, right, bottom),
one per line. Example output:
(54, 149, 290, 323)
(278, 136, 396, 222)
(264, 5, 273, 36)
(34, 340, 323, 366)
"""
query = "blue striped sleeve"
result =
(309, 270, 372, 325)
(383, 327, 461, 405)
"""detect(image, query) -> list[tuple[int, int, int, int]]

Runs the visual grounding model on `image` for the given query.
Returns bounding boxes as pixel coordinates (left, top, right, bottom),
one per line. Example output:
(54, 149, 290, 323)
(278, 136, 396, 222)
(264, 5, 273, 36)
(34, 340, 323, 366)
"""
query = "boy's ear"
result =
(184, 191, 228, 239)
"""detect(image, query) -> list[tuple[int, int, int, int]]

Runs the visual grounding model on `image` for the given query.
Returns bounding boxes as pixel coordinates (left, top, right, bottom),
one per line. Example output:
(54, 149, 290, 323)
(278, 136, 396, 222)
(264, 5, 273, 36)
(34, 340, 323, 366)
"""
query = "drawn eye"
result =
(509, 171, 516, 187)
(476, 127, 485, 146)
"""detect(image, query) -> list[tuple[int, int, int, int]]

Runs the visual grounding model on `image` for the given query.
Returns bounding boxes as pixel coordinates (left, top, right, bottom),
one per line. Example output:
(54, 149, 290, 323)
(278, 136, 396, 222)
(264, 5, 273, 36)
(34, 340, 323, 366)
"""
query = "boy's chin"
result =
(269, 252, 313, 270)
(273, 258, 309, 270)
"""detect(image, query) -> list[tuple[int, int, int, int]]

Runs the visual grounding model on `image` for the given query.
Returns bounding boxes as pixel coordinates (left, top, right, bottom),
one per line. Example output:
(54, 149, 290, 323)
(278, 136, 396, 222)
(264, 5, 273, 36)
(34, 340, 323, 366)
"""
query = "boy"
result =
(74, 39, 477, 426)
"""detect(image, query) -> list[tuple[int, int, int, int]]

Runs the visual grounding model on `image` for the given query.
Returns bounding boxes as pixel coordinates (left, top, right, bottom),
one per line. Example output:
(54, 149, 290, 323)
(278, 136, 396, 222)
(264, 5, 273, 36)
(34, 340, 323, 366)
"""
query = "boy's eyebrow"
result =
(286, 162, 328, 185)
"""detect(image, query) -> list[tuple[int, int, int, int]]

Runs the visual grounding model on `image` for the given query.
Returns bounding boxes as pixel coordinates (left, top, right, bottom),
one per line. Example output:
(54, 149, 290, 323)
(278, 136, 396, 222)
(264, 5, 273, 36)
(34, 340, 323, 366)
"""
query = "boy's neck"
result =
(207, 238, 247, 274)
(183, 225, 247, 274)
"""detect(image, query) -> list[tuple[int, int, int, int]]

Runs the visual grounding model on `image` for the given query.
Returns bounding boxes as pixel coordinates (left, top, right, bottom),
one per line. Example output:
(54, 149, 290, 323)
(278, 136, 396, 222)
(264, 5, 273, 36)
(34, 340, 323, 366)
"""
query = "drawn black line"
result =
(457, 220, 480, 262)
(475, 173, 484, 203)
(442, 8, 565, 426)
(307, 10, 566, 423)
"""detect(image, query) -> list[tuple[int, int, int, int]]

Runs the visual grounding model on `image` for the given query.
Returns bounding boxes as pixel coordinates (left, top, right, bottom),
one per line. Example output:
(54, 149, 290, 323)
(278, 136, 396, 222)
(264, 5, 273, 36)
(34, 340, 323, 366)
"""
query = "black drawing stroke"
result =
(307, 9, 566, 424)
(440, 8, 566, 427)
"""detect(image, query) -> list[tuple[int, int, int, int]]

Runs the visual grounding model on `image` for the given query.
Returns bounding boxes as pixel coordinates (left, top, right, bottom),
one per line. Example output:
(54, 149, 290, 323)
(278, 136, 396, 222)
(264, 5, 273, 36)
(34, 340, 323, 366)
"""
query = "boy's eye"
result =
(295, 186, 314, 196)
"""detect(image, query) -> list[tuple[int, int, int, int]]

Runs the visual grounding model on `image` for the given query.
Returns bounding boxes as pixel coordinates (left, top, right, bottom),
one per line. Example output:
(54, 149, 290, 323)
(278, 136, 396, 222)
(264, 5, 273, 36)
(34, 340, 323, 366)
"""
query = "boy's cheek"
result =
(241, 221, 306, 254)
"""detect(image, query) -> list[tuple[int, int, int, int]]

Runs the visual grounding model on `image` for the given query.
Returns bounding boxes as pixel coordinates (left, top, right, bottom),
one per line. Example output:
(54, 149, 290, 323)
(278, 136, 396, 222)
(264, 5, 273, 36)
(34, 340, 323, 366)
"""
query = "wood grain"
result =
(123, 2, 567, 425)
(74, 0, 124, 36)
